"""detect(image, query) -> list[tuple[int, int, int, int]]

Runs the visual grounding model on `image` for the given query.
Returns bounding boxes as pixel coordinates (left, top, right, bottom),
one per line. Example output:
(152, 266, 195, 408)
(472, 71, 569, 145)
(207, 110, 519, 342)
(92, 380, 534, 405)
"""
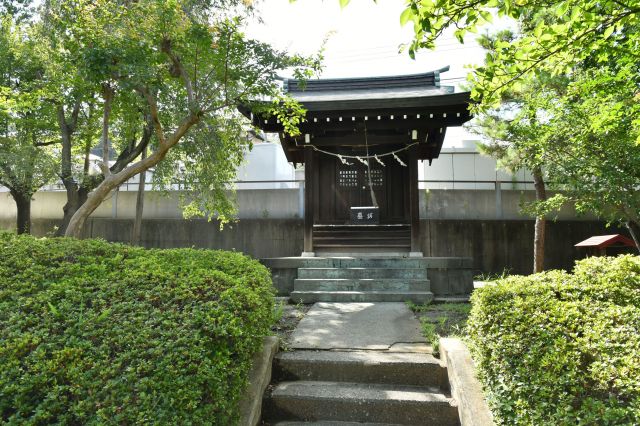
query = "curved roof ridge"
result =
(284, 66, 451, 93)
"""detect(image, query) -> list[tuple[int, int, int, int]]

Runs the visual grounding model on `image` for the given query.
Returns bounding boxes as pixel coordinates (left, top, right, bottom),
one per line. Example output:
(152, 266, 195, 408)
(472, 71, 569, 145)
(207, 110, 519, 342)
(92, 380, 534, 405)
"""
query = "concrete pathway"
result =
(289, 302, 428, 351)
(263, 302, 459, 424)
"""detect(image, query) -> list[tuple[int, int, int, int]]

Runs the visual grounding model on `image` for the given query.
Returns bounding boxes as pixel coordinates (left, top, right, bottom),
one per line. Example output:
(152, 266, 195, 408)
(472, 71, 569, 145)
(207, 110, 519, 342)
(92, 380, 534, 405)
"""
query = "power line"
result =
(326, 45, 484, 61)
(328, 43, 481, 59)
(325, 35, 481, 52)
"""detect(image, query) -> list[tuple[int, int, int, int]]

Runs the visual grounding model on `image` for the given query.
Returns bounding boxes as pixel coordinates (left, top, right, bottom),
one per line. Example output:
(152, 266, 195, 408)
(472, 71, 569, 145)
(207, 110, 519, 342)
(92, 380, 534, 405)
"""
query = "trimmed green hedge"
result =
(468, 255, 640, 426)
(0, 233, 275, 424)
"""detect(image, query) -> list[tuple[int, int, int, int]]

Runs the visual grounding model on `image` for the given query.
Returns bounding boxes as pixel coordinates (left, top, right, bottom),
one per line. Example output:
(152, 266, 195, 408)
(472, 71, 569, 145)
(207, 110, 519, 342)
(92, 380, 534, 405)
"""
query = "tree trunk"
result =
(532, 167, 547, 273)
(131, 147, 147, 246)
(626, 221, 640, 253)
(56, 184, 90, 236)
(100, 84, 114, 176)
(56, 122, 153, 237)
(56, 103, 80, 236)
(10, 190, 32, 235)
(64, 112, 201, 238)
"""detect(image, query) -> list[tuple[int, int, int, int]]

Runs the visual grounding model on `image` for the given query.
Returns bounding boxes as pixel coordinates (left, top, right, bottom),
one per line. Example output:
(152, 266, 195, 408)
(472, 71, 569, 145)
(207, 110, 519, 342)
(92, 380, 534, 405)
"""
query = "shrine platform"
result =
(261, 255, 473, 303)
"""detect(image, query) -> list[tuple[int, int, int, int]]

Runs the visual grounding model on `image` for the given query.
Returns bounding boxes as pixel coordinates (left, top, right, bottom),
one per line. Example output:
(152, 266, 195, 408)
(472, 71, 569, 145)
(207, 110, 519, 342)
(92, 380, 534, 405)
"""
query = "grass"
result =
(407, 301, 472, 355)
(473, 268, 512, 282)
(270, 300, 310, 351)
(272, 299, 286, 323)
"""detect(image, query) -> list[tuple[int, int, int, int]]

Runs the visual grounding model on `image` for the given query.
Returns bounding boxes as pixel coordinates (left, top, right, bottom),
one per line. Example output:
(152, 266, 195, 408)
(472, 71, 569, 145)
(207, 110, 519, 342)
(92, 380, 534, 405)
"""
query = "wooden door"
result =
(317, 155, 409, 224)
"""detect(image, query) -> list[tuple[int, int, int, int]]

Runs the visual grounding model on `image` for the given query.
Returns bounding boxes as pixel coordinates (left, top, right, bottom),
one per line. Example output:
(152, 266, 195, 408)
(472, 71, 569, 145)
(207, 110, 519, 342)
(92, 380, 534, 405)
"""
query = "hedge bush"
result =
(468, 255, 640, 426)
(0, 233, 275, 425)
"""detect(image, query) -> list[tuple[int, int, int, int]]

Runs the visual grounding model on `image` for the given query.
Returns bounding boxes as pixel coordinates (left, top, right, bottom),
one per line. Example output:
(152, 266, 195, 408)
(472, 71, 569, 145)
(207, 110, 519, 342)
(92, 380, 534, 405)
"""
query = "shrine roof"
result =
(239, 67, 474, 163)
(282, 67, 470, 111)
(574, 234, 636, 249)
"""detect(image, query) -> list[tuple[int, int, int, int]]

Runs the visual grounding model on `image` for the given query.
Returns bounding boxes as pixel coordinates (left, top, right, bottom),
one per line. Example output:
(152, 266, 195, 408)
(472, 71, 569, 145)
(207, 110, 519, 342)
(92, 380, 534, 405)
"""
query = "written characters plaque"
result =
(350, 206, 379, 224)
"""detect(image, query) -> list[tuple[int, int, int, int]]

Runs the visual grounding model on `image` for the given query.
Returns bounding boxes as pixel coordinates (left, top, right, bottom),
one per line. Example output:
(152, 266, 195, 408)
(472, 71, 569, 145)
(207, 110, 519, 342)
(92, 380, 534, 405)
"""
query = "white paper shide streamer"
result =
(393, 153, 407, 167)
(304, 141, 418, 166)
(337, 154, 352, 166)
(356, 156, 369, 166)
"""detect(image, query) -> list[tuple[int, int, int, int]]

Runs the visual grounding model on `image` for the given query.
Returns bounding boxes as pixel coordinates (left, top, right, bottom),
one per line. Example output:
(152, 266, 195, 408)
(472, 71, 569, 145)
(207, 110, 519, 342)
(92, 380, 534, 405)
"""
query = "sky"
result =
(245, 0, 492, 147)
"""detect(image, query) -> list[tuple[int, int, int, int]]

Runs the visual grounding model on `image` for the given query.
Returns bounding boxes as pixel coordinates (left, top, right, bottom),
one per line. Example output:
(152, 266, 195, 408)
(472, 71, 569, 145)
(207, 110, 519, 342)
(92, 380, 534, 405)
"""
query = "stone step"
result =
(313, 233, 411, 238)
(293, 278, 430, 292)
(289, 290, 433, 304)
(313, 244, 411, 250)
(263, 381, 459, 425)
(303, 258, 429, 268)
(331, 258, 428, 268)
(273, 422, 404, 426)
(264, 257, 471, 269)
(298, 268, 428, 279)
(313, 235, 409, 240)
(314, 249, 412, 256)
(274, 350, 447, 388)
(313, 224, 410, 231)
(312, 252, 412, 258)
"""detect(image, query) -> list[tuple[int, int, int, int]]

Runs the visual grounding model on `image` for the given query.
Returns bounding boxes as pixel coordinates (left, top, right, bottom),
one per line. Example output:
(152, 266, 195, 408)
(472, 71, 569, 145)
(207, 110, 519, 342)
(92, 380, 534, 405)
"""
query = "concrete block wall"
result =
(1, 217, 629, 277)
(421, 219, 629, 275)
(0, 218, 303, 260)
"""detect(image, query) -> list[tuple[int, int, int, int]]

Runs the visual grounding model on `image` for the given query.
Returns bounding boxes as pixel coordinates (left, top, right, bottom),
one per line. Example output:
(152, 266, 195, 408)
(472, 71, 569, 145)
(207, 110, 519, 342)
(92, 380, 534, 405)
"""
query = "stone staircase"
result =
(262, 349, 460, 425)
(312, 225, 411, 253)
(290, 258, 433, 304)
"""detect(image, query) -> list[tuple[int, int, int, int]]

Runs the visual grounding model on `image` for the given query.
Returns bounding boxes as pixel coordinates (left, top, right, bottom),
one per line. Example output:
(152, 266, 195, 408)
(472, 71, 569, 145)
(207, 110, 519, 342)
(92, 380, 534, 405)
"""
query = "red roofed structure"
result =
(575, 234, 637, 256)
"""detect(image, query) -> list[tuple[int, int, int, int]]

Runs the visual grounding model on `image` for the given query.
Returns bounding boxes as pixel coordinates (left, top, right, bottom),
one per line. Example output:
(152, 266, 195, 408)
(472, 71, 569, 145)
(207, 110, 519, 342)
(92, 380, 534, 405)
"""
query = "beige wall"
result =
(0, 187, 592, 222)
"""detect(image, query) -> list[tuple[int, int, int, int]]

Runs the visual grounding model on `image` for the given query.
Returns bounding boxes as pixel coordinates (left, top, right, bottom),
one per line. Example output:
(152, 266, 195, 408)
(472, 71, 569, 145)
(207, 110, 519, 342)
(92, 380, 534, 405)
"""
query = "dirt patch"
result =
(270, 298, 311, 350)
(407, 302, 471, 355)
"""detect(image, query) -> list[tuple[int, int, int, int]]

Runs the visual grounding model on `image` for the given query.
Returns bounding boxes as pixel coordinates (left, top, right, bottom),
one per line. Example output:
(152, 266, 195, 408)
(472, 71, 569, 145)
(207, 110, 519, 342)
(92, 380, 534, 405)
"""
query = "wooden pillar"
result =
(303, 146, 314, 255)
(408, 146, 421, 255)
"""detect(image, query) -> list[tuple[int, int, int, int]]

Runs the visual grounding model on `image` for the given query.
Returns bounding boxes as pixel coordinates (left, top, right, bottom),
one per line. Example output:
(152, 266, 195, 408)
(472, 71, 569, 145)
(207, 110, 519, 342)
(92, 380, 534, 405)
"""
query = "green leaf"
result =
(603, 25, 615, 39)
(479, 10, 493, 23)
(339, 0, 350, 9)
(540, 31, 554, 42)
(400, 8, 414, 26)
(534, 23, 544, 38)
(48, 302, 60, 316)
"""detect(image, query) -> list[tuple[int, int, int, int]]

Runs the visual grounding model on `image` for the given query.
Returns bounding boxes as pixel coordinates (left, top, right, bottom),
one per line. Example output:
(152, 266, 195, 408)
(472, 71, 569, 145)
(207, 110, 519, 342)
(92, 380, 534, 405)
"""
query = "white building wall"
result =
(421, 139, 535, 190)
(235, 142, 297, 189)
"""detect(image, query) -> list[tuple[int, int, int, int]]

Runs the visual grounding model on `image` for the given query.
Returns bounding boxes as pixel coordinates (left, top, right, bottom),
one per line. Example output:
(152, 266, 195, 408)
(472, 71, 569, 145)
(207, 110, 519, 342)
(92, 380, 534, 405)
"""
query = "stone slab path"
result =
(289, 302, 428, 351)
(263, 302, 460, 424)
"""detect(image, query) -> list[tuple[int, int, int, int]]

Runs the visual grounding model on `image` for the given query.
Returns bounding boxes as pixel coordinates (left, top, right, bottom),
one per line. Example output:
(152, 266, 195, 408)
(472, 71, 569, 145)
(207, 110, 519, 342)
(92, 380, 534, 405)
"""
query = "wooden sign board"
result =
(350, 206, 379, 224)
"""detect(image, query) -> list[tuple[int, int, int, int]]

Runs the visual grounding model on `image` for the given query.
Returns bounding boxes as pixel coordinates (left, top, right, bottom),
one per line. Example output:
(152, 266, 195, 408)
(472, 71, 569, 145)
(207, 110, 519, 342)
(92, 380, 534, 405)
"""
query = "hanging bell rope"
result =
(362, 123, 378, 207)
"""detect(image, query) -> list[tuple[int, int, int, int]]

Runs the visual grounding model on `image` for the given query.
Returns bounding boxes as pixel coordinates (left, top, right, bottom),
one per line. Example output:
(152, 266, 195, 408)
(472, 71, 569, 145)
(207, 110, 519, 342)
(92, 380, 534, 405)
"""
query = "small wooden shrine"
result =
(575, 234, 637, 257)
(242, 67, 472, 255)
